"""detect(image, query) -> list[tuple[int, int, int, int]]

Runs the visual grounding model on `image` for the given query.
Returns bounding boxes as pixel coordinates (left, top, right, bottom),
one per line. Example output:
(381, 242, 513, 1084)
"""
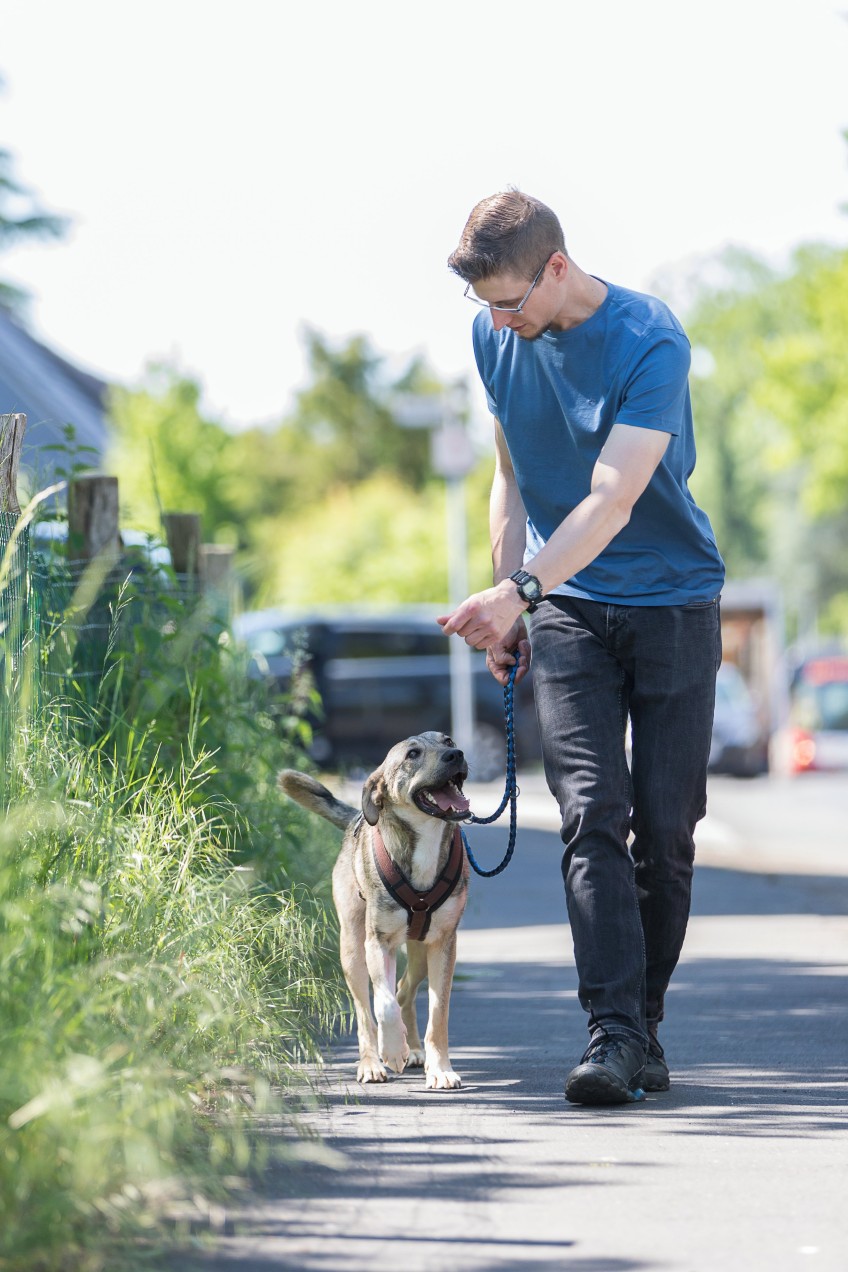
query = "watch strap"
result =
(508, 569, 543, 612)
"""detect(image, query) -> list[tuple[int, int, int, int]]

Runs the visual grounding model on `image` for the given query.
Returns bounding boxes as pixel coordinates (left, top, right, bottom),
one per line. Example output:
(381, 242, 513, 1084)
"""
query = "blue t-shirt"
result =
(472, 280, 725, 606)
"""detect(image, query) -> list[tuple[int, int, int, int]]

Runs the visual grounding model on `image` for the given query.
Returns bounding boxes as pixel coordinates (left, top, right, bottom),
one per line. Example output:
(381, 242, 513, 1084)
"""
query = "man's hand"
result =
(486, 624, 531, 686)
(437, 581, 532, 685)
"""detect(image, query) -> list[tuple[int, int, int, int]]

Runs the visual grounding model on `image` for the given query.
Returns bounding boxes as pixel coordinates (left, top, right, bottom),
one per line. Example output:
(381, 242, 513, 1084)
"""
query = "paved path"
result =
(187, 776, 848, 1272)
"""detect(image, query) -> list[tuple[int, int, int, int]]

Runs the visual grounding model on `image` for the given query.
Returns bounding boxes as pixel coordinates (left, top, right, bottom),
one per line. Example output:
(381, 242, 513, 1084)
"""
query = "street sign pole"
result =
(428, 388, 476, 761)
(392, 386, 478, 759)
(445, 472, 474, 755)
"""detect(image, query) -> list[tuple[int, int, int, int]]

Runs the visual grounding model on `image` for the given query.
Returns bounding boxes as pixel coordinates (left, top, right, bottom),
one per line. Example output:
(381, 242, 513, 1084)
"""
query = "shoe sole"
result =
(565, 1064, 646, 1106)
(643, 1072, 670, 1092)
(643, 1056, 670, 1091)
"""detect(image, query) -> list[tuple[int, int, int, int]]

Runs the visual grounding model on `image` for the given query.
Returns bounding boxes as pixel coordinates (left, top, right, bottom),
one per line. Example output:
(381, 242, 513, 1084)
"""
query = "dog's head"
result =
(361, 732, 470, 826)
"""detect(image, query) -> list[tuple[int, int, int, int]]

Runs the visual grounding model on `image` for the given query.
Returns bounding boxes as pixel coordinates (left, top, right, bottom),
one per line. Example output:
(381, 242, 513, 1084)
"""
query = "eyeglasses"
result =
(463, 256, 550, 314)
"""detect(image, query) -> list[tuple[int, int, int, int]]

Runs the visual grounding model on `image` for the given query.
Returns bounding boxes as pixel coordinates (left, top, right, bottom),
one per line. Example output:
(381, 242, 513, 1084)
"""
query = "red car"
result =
(782, 653, 848, 774)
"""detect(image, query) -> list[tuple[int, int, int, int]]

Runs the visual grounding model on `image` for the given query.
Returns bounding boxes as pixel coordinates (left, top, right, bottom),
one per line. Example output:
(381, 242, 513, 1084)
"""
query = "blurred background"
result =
(3, 0, 848, 778)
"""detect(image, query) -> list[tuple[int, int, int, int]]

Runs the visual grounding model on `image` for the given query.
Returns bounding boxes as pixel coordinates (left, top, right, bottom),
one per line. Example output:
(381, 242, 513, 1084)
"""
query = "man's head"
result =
(447, 189, 567, 286)
(448, 189, 570, 339)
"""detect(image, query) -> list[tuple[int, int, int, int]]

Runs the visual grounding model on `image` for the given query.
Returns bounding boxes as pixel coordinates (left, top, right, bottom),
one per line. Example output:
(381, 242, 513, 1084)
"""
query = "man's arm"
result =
(438, 422, 671, 652)
(484, 419, 532, 683)
(490, 417, 527, 583)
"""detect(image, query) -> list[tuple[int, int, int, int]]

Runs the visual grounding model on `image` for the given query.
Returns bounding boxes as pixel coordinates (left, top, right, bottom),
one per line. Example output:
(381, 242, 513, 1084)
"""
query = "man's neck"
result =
(549, 263, 608, 332)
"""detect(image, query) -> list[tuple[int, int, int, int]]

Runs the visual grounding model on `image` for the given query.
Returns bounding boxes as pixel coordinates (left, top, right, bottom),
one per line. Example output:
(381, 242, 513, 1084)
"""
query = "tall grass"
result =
(0, 520, 345, 1270)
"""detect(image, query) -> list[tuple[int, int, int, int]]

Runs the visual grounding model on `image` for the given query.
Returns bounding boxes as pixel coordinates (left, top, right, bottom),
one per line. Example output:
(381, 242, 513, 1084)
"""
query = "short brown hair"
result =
(447, 189, 567, 283)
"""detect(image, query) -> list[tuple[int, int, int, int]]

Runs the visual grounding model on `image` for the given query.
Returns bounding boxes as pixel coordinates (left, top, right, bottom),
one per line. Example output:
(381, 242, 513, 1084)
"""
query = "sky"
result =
(2, 0, 848, 432)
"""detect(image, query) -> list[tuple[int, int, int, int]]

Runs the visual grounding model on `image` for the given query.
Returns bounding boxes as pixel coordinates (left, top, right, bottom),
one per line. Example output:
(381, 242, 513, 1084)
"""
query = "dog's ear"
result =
(362, 768, 386, 826)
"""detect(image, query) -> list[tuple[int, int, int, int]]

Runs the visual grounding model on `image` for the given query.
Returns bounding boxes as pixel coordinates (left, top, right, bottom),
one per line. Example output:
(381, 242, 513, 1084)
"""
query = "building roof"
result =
(0, 305, 109, 494)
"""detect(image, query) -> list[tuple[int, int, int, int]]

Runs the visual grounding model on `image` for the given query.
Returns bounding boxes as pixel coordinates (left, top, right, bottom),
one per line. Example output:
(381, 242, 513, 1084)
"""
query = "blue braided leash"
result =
(460, 660, 519, 877)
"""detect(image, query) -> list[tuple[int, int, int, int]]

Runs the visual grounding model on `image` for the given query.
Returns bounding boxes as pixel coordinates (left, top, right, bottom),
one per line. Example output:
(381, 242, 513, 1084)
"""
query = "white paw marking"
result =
(357, 1057, 387, 1083)
(425, 1065, 462, 1090)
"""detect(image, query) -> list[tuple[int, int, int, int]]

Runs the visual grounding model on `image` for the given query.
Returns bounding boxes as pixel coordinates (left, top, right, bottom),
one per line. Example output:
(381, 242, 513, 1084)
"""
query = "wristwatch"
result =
(509, 569, 544, 613)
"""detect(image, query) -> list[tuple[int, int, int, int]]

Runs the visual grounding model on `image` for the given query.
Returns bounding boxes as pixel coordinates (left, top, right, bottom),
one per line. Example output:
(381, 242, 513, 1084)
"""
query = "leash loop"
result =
(461, 660, 520, 877)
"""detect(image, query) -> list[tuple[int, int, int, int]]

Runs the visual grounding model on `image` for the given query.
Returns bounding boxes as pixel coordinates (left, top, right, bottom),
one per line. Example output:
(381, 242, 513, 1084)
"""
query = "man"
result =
(438, 190, 724, 1106)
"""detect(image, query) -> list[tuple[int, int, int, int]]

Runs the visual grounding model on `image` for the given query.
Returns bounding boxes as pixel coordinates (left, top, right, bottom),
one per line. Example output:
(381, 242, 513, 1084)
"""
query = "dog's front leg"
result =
(364, 933, 409, 1075)
(424, 932, 461, 1090)
(338, 908, 386, 1083)
(397, 940, 428, 1067)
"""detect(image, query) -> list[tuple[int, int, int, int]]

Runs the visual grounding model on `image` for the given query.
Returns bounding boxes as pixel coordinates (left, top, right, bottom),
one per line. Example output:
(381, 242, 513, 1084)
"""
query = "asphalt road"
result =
(184, 771, 848, 1272)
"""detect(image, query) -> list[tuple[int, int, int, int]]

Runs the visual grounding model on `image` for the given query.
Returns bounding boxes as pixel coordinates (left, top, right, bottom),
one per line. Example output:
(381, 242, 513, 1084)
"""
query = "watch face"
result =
(523, 576, 543, 601)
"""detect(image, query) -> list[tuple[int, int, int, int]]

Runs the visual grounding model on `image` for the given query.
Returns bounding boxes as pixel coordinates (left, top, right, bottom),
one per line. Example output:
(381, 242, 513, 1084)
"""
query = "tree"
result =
(683, 243, 848, 637)
(753, 246, 848, 518)
(271, 328, 435, 507)
(255, 464, 495, 609)
(0, 118, 68, 313)
(104, 337, 475, 604)
(106, 364, 241, 544)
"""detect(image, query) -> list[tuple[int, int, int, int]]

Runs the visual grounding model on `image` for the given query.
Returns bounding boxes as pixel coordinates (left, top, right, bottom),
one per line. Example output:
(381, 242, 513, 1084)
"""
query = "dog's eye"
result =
(443, 736, 455, 747)
(406, 746, 422, 760)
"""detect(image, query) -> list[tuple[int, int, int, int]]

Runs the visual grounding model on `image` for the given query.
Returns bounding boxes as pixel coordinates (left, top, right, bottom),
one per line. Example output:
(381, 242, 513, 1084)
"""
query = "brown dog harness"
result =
(370, 824, 465, 941)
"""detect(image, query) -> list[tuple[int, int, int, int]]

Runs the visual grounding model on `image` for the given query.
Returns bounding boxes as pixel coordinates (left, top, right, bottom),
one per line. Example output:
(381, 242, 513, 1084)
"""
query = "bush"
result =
(0, 524, 346, 1270)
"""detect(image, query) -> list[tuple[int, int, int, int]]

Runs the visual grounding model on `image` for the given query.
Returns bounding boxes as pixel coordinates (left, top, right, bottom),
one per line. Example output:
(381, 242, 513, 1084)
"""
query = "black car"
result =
(233, 608, 542, 779)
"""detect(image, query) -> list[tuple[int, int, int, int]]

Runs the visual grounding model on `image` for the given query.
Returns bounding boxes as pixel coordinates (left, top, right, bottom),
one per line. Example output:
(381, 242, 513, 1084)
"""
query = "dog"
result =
(278, 732, 471, 1089)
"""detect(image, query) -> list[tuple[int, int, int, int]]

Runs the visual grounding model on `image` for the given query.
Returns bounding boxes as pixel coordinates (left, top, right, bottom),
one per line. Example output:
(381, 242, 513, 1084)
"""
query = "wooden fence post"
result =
(200, 544, 236, 620)
(162, 513, 201, 579)
(67, 474, 120, 560)
(0, 413, 26, 516)
(200, 544, 234, 588)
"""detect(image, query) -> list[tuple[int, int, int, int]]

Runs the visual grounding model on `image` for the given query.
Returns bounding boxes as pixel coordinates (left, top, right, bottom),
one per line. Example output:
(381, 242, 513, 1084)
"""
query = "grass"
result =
(0, 519, 346, 1270)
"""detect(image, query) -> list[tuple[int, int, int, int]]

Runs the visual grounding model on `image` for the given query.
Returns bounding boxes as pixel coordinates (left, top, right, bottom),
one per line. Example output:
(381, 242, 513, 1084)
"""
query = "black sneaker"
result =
(643, 1033, 670, 1092)
(565, 1035, 646, 1105)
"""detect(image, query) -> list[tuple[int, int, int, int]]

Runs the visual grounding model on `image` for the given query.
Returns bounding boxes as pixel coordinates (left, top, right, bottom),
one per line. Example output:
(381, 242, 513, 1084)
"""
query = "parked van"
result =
(233, 608, 542, 779)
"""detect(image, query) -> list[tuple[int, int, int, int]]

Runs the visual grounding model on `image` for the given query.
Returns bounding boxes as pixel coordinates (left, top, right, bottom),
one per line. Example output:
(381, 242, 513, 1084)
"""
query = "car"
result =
(780, 652, 848, 774)
(232, 608, 542, 780)
(708, 661, 770, 778)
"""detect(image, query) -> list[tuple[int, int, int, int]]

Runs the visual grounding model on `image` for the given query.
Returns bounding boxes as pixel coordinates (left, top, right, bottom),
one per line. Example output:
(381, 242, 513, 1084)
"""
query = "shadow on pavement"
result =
(178, 825, 847, 1270)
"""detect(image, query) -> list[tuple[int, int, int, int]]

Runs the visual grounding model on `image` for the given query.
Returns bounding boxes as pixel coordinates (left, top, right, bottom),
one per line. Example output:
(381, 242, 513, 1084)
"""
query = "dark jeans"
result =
(529, 595, 721, 1051)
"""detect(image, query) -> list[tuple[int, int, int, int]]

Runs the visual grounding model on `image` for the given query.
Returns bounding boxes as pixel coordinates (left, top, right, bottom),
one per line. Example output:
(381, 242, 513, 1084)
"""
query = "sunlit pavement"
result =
(463, 767, 848, 877)
(184, 770, 848, 1272)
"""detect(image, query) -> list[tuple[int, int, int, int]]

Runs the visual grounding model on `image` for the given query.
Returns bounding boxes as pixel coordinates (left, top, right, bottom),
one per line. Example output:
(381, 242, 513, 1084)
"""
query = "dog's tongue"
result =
(431, 783, 470, 813)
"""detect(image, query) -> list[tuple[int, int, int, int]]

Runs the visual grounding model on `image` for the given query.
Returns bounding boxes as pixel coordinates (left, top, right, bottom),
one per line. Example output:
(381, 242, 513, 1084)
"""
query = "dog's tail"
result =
(277, 769, 359, 832)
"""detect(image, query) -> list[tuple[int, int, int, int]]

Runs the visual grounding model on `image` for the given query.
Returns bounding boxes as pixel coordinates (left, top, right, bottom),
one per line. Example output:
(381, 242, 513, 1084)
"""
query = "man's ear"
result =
(362, 769, 386, 826)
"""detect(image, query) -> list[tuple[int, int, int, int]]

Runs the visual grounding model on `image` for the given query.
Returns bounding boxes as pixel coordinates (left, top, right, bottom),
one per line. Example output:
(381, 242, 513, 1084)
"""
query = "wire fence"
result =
(0, 519, 228, 777)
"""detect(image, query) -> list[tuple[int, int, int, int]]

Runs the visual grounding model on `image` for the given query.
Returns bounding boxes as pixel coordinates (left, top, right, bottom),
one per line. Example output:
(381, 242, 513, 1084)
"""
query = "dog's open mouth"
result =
(413, 778, 470, 821)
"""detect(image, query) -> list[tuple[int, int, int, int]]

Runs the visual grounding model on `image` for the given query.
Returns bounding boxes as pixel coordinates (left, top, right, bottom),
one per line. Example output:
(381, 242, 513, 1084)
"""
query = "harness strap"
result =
(371, 824, 464, 941)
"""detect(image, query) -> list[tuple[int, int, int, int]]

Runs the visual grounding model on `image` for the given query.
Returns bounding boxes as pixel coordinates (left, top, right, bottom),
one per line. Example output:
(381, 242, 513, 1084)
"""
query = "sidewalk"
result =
(185, 793, 848, 1272)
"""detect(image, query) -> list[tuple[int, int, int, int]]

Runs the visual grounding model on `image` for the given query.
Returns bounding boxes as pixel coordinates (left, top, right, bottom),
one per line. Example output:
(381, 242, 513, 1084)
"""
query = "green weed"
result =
(0, 508, 346, 1270)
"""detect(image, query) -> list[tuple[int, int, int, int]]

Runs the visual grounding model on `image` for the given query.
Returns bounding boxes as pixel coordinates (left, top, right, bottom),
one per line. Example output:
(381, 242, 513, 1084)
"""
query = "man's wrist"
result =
(508, 569, 544, 613)
(495, 577, 530, 612)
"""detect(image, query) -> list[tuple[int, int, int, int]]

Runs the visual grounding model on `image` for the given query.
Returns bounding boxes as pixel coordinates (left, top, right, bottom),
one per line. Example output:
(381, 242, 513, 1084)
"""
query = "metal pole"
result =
(445, 473, 475, 753)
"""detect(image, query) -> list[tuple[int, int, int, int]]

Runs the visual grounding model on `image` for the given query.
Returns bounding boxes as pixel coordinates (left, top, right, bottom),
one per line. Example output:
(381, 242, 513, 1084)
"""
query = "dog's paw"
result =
(425, 1066, 462, 1091)
(405, 1048, 426, 1069)
(357, 1057, 388, 1083)
(378, 1024, 409, 1074)
(381, 1045, 409, 1075)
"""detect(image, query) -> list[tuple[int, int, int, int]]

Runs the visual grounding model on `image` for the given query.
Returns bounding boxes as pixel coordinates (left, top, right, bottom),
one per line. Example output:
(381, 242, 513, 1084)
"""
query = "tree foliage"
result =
(104, 333, 485, 603)
(753, 247, 848, 517)
(107, 364, 241, 543)
(684, 242, 848, 636)
(257, 464, 494, 608)
(0, 142, 68, 314)
(267, 328, 436, 511)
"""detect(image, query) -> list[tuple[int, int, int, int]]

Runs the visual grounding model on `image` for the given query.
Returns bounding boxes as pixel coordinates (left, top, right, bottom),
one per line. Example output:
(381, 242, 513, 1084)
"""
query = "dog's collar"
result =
(370, 823, 464, 942)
